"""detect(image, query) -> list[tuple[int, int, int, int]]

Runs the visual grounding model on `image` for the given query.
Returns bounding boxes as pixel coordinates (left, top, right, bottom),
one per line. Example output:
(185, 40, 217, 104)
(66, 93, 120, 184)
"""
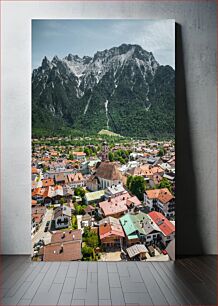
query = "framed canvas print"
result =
(31, 19, 175, 262)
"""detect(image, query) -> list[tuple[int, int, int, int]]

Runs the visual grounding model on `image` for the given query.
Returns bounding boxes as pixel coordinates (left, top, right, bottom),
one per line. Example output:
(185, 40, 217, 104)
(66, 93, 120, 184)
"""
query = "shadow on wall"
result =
(175, 23, 205, 256)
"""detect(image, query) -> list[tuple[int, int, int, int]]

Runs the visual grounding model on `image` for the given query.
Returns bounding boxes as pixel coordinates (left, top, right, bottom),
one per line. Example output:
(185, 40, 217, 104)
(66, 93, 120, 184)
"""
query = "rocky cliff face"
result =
(32, 43, 175, 137)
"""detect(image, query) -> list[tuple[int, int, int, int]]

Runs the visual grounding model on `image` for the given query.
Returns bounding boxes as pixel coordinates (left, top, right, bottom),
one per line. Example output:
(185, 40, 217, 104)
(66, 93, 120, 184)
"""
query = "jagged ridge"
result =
(32, 43, 175, 138)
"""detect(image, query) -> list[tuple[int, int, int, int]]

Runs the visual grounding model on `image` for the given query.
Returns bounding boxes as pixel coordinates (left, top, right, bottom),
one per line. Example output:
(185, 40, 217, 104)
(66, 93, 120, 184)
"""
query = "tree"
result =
(108, 151, 114, 162)
(74, 187, 85, 198)
(83, 226, 100, 248)
(158, 178, 173, 193)
(83, 226, 91, 238)
(74, 203, 85, 215)
(82, 245, 94, 260)
(127, 175, 133, 189)
(86, 234, 99, 249)
(158, 147, 166, 157)
(60, 198, 65, 205)
(68, 154, 74, 160)
(43, 165, 48, 173)
(129, 176, 145, 201)
(71, 215, 78, 229)
(118, 156, 125, 164)
(84, 147, 91, 156)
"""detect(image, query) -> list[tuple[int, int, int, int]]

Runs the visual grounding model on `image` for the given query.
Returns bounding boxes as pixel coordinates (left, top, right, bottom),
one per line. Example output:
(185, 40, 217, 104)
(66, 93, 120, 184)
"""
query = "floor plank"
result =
(147, 262, 183, 305)
(160, 261, 200, 304)
(0, 255, 216, 306)
(136, 263, 169, 305)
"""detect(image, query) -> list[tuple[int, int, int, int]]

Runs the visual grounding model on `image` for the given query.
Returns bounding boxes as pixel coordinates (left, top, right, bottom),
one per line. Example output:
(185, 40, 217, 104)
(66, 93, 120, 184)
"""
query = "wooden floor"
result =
(0, 256, 217, 305)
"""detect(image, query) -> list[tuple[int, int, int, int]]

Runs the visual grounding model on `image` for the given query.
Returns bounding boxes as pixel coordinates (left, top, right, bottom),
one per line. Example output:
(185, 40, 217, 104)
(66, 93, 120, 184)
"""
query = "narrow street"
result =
(31, 208, 53, 255)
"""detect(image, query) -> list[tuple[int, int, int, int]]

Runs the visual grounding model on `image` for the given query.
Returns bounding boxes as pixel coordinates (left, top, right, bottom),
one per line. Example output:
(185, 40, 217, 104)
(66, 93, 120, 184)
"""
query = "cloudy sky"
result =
(32, 19, 175, 69)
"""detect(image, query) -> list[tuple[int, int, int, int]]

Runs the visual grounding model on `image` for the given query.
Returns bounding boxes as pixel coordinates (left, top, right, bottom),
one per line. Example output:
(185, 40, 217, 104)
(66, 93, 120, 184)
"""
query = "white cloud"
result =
(110, 19, 175, 68)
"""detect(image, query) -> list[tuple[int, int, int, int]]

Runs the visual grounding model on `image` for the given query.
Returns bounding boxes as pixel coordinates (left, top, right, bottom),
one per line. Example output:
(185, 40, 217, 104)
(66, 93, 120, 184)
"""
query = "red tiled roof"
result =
(32, 187, 46, 197)
(42, 178, 54, 187)
(51, 152, 58, 156)
(55, 174, 68, 183)
(43, 185, 63, 198)
(148, 211, 175, 236)
(126, 196, 141, 207)
(31, 200, 37, 206)
(51, 229, 82, 244)
(32, 213, 43, 224)
(43, 241, 82, 261)
(32, 206, 46, 215)
(67, 160, 78, 163)
(146, 188, 174, 204)
(84, 205, 95, 213)
(150, 166, 164, 175)
(68, 172, 85, 183)
(99, 218, 124, 240)
(32, 167, 39, 174)
(99, 196, 128, 217)
(73, 152, 86, 156)
(129, 165, 153, 177)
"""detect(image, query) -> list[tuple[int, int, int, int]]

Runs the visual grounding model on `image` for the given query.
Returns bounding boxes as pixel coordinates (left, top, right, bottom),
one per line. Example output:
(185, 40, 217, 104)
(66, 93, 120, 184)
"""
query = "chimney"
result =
(72, 234, 75, 240)
(62, 232, 65, 239)
(60, 244, 64, 253)
(108, 197, 111, 202)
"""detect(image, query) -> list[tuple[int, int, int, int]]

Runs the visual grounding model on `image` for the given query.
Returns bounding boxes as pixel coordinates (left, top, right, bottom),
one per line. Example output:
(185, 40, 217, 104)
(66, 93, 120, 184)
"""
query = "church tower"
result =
(101, 141, 109, 162)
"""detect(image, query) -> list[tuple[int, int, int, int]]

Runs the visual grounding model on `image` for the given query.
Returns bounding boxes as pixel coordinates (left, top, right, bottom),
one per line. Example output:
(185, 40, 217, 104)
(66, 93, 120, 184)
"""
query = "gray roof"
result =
(99, 216, 120, 226)
(54, 206, 72, 219)
(142, 218, 160, 235)
(106, 184, 125, 195)
(126, 244, 148, 258)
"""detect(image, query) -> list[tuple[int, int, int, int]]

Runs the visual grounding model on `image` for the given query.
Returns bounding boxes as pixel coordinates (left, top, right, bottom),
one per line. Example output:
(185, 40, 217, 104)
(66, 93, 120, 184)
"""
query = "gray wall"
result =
(1, 1, 217, 255)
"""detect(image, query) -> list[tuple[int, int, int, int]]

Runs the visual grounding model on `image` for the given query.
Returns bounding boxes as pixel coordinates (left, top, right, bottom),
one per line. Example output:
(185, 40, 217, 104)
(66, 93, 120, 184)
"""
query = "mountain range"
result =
(32, 43, 175, 138)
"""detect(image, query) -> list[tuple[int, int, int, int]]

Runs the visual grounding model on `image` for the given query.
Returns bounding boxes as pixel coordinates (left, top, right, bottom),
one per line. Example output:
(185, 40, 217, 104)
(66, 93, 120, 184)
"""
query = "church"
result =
(87, 142, 123, 191)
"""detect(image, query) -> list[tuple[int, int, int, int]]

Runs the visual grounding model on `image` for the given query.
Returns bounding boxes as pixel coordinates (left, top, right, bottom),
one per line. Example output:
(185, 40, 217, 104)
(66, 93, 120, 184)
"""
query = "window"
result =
(147, 235, 151, 239)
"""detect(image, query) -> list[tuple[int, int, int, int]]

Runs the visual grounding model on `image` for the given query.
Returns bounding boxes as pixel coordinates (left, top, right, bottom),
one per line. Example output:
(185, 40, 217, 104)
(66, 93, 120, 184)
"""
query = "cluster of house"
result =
(38, 208, 175, 261)
(32, 139, 175, 261)
(99, 210, 175, 248)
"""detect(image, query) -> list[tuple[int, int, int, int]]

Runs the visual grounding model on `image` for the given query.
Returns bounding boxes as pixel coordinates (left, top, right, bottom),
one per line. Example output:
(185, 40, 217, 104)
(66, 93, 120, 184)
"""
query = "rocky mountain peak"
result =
(32, 44, 175, 138)
(52, 55, 60, 63)
(41, 56, 52, 69)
